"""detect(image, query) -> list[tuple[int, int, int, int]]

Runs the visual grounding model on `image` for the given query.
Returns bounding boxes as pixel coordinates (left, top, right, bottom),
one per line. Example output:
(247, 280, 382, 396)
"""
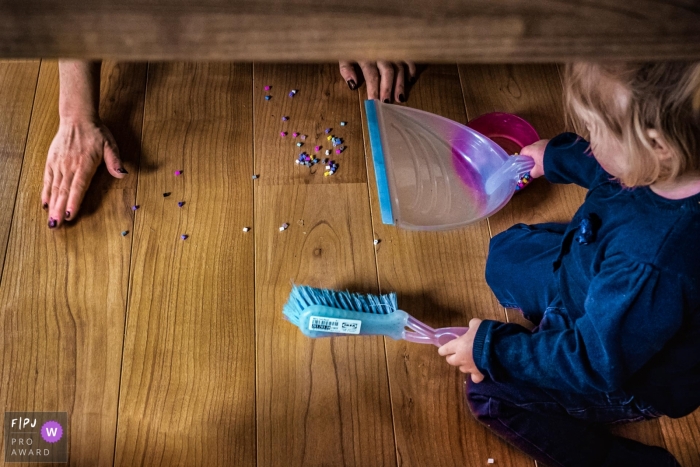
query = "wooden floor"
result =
(0, 60, 698, 467)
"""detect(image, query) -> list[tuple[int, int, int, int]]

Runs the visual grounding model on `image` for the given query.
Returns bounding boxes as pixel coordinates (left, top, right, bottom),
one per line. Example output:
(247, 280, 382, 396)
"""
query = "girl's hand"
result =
(438, 318, 485, 383)
(520, 139, 550, 179)
(339, 61, 417, 103)
(43, 118, 125, 228)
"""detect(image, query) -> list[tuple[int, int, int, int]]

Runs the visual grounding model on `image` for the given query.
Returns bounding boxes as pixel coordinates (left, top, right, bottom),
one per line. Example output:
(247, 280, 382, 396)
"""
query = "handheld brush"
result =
(282, 285, 468, 347)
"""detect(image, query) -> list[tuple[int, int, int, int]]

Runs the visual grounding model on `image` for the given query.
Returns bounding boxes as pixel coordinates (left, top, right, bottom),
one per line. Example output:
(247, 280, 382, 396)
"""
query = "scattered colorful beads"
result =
(314, 146, 321, 152)
(515, 172, 532, 191)
(300, 134, 306, 141)
(264, 85, 271, 91)
(373, 239, 380, 245)
(288, 89, 297, 97)
(340, 121, 347, 126)
(282, 116, 289, 121)
(174, 170, 182, 176)
(296, 142, 303, 147)
(242, 227, 250, 232)
(279, 223, 289, 231)
(132, 205, 139, 211)
(293, 132, 299, 137)
(324, 161, 339, 176)
(181, 234, 188, 240)
(325, 128, 332, 134)
(325, 149, 331, 156)
(280, 131, 287, 137)
(327, 135, 333, 141)
(178, 201, 185, 207)
(265, 95, 272, 101)
(121, 230, 128, 236)
(252, 174, 259, 179)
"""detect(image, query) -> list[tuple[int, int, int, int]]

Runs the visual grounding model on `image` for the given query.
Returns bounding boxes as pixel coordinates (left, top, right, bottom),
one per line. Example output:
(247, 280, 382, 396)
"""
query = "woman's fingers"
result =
(338, 61, 358, 90)
(377, 61, 395, 103)
(47, 170, 63, 228)
(406, 61, 417, 83)
(394, 62, 406, 103)
(42, 164, 54, 211)
(65, 167, 93, 221)
(50, 169, 74, 227)
(359, 61, 380, 100)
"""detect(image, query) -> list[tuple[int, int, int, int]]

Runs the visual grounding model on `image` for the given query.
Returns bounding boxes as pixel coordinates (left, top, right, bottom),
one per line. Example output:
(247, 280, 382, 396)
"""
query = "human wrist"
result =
(58, 60, 101, 125)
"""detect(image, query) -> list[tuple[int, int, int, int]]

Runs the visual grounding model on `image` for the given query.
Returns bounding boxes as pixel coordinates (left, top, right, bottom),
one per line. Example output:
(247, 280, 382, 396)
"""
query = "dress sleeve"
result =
(543, 132, 602, 189)
(472, 254, 686, 393)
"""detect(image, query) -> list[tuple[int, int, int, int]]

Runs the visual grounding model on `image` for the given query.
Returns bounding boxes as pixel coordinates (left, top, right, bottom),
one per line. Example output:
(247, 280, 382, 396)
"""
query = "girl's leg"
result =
(466, 378, 680, 467)
(485, 223, 568, 324)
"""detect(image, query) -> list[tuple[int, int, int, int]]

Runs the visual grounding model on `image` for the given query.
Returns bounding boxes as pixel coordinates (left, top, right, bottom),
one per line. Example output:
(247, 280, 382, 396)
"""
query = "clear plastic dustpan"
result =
(365, 100, 538, 231)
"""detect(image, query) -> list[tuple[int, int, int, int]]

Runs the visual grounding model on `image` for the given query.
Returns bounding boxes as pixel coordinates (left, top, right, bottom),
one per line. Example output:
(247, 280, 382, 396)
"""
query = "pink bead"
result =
(335, 149, 341, 154)
(280, 131, 287, 137)
(264, 85, 271, 91)
(174, 170, 182, 176)
(300, 135, 306, 141)
(314, 146, 320, 152)
(292, 132, 299, 137)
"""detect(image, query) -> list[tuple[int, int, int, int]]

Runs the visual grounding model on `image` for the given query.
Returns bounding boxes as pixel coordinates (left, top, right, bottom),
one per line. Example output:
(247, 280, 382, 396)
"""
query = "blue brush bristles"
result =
(283, 285, 398, 328)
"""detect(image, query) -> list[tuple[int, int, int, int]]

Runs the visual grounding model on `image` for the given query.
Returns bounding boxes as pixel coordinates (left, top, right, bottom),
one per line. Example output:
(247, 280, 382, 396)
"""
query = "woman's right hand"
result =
(520, 139, 550, 179)
(43, 118, 125, 228)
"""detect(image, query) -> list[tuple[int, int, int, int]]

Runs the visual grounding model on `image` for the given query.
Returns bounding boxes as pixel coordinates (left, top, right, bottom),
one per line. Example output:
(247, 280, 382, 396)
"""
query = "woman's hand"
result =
(339, 61, 416, 103)
(438, 318, 485, 383)
(520, 139, 550, 179)
(43, 118, 125, 228)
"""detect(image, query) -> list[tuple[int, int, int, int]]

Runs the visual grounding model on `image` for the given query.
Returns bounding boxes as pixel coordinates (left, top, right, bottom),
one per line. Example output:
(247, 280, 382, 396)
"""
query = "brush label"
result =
(308, 316, 362, 335)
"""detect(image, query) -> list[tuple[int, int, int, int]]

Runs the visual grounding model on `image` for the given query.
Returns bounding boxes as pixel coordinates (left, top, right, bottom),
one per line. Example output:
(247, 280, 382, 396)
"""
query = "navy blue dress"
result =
(467, 132, 700, 466)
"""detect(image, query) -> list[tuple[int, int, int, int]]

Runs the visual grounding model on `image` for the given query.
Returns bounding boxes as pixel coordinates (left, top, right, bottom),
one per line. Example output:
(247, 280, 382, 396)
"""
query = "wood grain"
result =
(361, 65, 533, 466)
(114, 63, 256, 467)
(253, 64, 366, 186)
(1, 1, 700, 61)
(254, 63, 395, 467)
(660, 412, 700, 466)
(0, 60, 147, 465)
(255, 183, 396, 467)
(459, 64, 667, 451)
(0, 60, 39, 277)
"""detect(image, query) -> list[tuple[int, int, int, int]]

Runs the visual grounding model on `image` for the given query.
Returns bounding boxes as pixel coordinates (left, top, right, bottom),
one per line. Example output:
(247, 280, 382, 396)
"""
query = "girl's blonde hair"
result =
(564, 62, 700, 187)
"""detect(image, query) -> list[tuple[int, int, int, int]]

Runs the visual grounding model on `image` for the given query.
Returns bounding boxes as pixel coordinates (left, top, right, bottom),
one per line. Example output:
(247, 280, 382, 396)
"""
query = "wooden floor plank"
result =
(458, 64, 668, 452)
(361, 65, 533, 467)
(0, 60, 39, 277)
(254, 63, 396, 467)
(253, 63, 366, 186)
(255, 184, 396, 467)
(660, 412, 700, 466)
(114, 63, 256, 467)
(0, 60, 147, 466)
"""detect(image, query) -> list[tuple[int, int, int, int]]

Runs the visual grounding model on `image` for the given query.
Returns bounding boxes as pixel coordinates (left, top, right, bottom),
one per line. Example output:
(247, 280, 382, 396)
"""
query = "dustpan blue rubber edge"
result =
(364, 99, 394, 225)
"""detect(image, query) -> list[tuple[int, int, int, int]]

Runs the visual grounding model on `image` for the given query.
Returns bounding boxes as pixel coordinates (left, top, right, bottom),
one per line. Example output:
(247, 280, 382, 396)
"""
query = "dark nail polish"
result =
(42, 202, 48, 210)
(399, 94, 406, 103)
(117, 168, 128, 174)
(347, 79, 357, 90)
(383, 99, 390, 104)
(65, 211, 71, 219)
(409, 76, 416, 85)
(48, 218, 57, 229)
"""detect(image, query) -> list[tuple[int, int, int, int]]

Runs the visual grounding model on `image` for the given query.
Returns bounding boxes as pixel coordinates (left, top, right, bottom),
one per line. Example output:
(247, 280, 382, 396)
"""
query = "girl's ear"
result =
(646, 129, 674, 161)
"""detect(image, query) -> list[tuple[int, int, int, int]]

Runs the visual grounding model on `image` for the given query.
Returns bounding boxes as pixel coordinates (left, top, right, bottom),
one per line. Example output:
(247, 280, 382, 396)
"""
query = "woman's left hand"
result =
(339, 61, 416, 103)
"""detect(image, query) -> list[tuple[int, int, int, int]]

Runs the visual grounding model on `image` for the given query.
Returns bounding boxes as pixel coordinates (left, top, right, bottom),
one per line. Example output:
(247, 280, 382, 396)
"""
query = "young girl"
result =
(439, 62, 700, 466)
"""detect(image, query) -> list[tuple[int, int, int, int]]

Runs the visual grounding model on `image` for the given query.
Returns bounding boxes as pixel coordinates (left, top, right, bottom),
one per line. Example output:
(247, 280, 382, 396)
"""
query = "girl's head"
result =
(564, 62, 700, 187)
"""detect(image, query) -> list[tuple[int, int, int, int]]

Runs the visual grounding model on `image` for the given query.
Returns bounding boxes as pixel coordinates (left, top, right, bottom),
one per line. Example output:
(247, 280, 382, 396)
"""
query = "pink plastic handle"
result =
(465, 112, 540, 149)
(404, 316, 468, 346)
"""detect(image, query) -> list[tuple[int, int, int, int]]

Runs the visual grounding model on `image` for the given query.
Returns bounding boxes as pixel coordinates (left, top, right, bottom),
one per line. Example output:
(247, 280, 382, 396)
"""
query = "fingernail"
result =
(42, 202, 48, 210)
(347, 79, 357, 90)
(65, 211, 71, 219)
(383, 99, 390, 104)
(399, 94, 406, 103)
(48, 218, 57, 229)
(409, 76, 416, 84)
(117, 168, 128, 174)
